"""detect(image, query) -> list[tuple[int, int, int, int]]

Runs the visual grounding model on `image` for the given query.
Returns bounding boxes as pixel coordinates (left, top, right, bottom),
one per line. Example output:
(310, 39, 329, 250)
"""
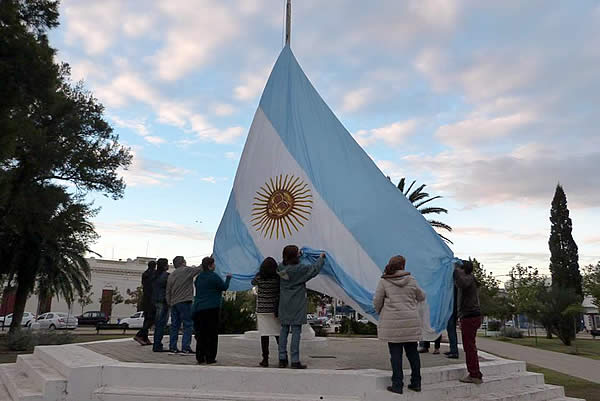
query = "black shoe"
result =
(291, 362, 307, 369)
(168, 349, 181, 355)
(197, 358, 205, 364)
(387, 386, 403, 394)
(206, 359, 217, 364)
(447, 353, 459, 359)
(408, 383, 421, 392)
(418, 348, 429, 353)
(259, 358, 269, 367)
(443, 351, 452, 355)
(278, 359, 288, 368)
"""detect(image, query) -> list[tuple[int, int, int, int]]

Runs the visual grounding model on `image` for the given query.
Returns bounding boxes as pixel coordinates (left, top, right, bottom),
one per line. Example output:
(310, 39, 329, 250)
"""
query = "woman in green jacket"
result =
(192, 257, 231, 364)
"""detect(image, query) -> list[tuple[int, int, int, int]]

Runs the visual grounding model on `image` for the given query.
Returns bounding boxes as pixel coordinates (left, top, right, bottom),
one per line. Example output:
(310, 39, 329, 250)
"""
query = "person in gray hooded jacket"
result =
(277, 245, 325, 369)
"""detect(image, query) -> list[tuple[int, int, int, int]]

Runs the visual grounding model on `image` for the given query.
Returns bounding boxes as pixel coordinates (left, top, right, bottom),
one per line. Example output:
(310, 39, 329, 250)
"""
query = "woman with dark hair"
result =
(277, 245, 325, 369)
(191, 256, 232, 364)
(252, 257, 280, 367)
(373, 255, 426, 394)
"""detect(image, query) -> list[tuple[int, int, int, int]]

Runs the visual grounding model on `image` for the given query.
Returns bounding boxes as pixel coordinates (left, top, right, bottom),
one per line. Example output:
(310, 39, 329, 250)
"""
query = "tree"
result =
(0, 0, 131, 332)
(125, 286, 143, 311)
(506, 264, 547, 329)
(112, 287, 124, 306)
(397, 178, 452, 243)
(470, 258, 503, 319)
(77, 292, 94, 315)
(219, 291, 256, 334)
(549, 184, 583, 298)
(538, 286, 581, 345)
(583, 261, 600, 308)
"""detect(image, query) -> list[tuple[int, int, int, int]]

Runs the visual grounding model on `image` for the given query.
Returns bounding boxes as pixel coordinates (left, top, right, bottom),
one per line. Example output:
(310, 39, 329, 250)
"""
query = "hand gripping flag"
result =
(213, 45, 457, 338)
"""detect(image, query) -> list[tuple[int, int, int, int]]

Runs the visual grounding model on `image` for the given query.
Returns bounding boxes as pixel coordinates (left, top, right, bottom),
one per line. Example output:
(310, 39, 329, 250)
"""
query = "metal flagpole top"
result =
(285, 0, 291, 46)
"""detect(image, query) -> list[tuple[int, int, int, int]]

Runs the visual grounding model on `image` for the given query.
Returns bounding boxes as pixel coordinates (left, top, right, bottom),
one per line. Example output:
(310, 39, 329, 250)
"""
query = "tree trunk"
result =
(9, 278, 34, 334)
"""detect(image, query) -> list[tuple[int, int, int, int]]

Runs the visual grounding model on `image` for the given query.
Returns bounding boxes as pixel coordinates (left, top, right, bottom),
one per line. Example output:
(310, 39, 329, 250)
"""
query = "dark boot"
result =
(259, 357, 269, 367)
(291, 362, 307, 369)
(387, 386, 403, 394)
(278, 359, 289, 368)
(260, 336, 270, 367)
(408, 383, 421, 392)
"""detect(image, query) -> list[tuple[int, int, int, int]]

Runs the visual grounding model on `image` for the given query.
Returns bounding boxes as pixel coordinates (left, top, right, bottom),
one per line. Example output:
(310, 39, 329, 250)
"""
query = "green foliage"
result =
(470, 258, 505, 319)
(0, 0, 131, 331)
(501, 327, 524, 338)
(125, 286, 143, 311)
(549, 185, 583, 297)
(487, 320, 501, 331)
(339, 317, 378, 335)
(77, 291, 94, 314)
(7, 329, 75, 351)
(506, 264, 547, 324)
(583, 262, 600, 308)
(219, 291, 256, 334)
(539, 286, 581, 346)
(397, 177, 452, 244)
(307, 289, 331, 315)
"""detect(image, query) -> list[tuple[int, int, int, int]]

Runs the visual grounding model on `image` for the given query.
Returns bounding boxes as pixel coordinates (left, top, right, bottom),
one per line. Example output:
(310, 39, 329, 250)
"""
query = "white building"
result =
(24, 256, 154, 322)
(583, 295, 599, 333)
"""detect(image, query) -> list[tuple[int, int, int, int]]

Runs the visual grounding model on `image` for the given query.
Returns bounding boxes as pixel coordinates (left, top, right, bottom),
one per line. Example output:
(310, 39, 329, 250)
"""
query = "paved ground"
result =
(83, 335, 477, 370)
(477, 336, 600, 383)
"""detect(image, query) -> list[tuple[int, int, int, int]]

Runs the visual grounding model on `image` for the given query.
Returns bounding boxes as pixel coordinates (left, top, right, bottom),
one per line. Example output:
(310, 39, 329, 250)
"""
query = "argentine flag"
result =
(214, 45, 457, 338)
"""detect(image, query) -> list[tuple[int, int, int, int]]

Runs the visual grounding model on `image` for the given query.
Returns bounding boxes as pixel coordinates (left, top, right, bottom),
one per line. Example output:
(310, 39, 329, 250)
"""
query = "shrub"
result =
(219, 293, 256, 334)
(487, 321, 501, 331)
(500, 327, 524, 338)
(7, 329, 75, 351)
(339, 317, 377, 335)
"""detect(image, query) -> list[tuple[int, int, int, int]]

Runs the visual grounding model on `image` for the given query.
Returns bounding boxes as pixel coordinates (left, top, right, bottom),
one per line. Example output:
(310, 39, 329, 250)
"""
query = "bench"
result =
(96, 323, 129, 334)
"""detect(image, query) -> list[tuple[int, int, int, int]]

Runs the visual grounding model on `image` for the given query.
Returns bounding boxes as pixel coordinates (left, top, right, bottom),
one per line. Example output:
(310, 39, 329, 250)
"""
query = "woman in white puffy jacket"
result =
(373, 255, 426, 395)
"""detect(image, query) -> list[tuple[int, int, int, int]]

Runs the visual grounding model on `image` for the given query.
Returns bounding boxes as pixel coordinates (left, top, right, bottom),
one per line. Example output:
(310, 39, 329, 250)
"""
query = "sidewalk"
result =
(477, 336, 600, 383)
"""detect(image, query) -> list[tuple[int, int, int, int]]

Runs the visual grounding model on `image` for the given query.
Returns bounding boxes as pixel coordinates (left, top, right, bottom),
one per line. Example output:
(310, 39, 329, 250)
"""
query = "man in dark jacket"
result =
(134, 260, 157, 345)
(152, 258, 170, 352)
(454, 260, 482, 384)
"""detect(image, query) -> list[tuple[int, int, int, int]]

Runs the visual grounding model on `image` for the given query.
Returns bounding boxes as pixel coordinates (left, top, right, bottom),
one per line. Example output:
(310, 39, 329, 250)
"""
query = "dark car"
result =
(77, 311, 109, 326)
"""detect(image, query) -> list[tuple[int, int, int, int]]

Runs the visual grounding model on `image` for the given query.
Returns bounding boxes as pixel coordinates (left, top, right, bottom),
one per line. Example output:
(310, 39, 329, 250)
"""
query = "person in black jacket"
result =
(152, 258, 170, 352)
(134, 260, 156, 345)
(252, 257, 280, 367)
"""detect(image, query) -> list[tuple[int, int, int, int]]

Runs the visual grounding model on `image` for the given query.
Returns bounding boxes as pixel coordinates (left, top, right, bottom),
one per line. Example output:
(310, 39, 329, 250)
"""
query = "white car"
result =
(31, 312, 78, 330)
(0, 312, 35, 328)
(119, 311, 144, 329)
(120, 311, 171, 329)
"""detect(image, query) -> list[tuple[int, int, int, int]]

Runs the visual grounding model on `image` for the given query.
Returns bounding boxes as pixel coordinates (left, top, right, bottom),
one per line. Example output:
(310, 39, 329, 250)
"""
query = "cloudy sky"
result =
(50, 0, 600, 280)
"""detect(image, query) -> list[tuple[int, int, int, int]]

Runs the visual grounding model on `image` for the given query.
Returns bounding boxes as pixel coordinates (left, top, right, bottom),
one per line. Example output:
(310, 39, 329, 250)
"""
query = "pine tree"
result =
(548, 184, 582, 298)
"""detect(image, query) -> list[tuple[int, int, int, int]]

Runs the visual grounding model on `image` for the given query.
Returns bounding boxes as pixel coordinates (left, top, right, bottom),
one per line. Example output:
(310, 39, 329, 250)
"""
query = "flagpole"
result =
(285, 0, 291, 46)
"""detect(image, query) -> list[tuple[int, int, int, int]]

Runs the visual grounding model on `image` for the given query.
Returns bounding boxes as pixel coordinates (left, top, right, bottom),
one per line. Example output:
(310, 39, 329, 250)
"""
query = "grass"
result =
(485, 335, 600, 360)
(527, 363, 600, 401)
(0, 333, 131, 364)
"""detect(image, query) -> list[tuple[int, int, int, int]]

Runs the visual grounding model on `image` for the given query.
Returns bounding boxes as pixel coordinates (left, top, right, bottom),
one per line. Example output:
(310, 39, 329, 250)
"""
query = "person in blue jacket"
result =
(192, 256, 231, 364)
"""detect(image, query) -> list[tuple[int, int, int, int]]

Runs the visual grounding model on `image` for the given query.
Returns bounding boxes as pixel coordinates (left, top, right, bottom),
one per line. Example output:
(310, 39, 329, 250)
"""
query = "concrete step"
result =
(94, 386, 360, 401)
(0, 364, 43, 401)
(372, 373, 555, 401)
(0, 381, 13, 401)
(553, 398, 586, 401)
(15, 355, 66, 401)
(98, 359, 527, 398)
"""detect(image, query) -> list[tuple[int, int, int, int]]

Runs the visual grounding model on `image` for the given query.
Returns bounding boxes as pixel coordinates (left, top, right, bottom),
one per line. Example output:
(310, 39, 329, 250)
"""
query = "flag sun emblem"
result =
(251, 174, 313, 239)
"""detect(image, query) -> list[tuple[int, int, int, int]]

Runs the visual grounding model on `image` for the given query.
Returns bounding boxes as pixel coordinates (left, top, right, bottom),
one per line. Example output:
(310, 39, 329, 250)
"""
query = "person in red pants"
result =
(454, 260, 483, 384)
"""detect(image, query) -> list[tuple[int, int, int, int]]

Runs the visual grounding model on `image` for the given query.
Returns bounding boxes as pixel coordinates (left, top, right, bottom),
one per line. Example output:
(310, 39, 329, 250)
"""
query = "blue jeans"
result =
(279, 324, 302, 363)
(169, 302, 193, 352)
(447, 313, 459, 355)
(153, 302, 169, 351)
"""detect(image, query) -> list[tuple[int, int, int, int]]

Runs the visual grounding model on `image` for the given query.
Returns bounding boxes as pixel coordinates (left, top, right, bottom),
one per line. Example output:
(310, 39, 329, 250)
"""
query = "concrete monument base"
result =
(0, 336, 584, 401)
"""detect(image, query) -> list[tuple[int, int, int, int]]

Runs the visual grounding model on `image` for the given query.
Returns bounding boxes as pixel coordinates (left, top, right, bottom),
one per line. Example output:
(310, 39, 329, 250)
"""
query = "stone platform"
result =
(0, 336, 585, 401)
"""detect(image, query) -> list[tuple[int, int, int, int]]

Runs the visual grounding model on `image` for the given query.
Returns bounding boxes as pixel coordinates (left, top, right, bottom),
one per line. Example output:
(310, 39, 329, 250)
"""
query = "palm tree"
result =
(397, 177, 453, 244)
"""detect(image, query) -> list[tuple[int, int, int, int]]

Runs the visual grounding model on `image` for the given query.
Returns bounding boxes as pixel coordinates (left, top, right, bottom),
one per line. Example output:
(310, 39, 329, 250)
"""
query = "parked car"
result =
(357, 318, 369, 324)
(0, 312, 35, 328)
(119, 311, 170, 329)
(31, 312, 78, 330)
(77, 311, 109, 326)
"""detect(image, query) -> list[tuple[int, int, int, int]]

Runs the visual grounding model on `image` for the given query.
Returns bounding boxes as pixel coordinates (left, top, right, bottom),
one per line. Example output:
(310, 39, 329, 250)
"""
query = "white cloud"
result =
(212, 103, 236, 117)
(96, 220, 212, 242)
(153, 1, 239, 81)
(374, 160, 405, 182)
(120, 149, 190, 187)
(354, 120, 418, 147)
(234, 68, 270, 101)
(435, 112, 536, 148)
(200, 177, 217, 184)
(144, 136, 166, 145)
(224, 152, 239, 160)
(453, 226, 545, 241)
(123, 15, 154, 37)
(110, 116, 149, 136)
(341, 88, 374, 112)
